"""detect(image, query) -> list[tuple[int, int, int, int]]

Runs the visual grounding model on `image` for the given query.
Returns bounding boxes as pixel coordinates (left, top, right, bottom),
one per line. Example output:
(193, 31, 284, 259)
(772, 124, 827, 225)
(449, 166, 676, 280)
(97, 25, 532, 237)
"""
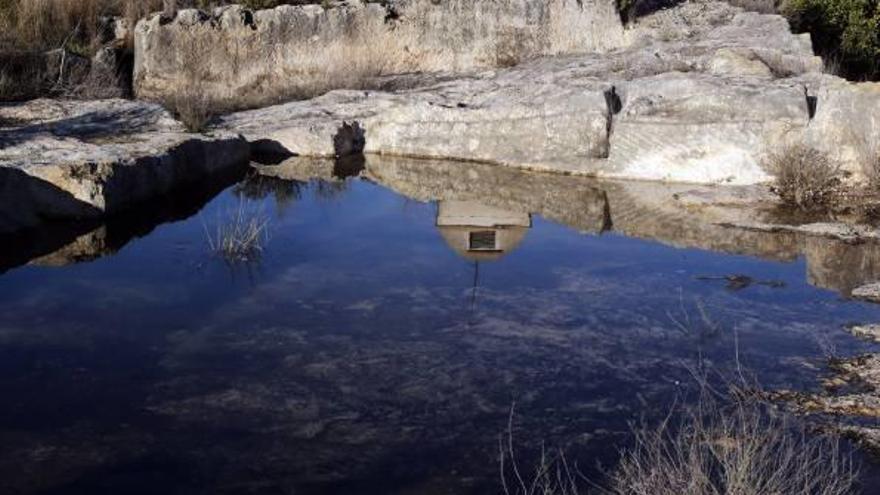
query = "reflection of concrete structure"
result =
(436, 201, 531, 262)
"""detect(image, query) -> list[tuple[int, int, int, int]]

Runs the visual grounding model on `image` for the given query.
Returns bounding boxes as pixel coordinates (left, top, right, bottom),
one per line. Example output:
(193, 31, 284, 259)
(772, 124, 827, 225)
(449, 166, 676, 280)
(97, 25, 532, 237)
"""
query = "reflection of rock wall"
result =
(604, 181, 802, 262)
(363, 156, 612, 233)
(29, 228, 111, 267)
(805, 237, 880, 296)
(0, 166, 245, 273)
(335, 156, 880, 296)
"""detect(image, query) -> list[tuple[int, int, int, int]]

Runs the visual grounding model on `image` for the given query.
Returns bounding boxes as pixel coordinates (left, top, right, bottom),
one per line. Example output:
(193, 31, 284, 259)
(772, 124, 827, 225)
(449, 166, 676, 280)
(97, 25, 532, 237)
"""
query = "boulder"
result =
(216, 0, 830, 185)
(604, 72, 809, 184)
(222, 53, 817, 183)
(852, 282, 880, 303)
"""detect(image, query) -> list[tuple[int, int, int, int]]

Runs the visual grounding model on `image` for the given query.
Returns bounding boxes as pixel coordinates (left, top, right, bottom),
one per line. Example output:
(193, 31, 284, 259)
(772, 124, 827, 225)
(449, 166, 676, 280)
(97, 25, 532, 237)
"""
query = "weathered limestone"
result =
(134, 0, 626, 105)
(222, 65, 614, 175)
(220, 57, 816, 183)
(213, 0, 832, 184)
(604, 72, 809, 184)
(802, 74, 880, 178)
(0, 99, 249, 233)
(847, 324, 880, 342)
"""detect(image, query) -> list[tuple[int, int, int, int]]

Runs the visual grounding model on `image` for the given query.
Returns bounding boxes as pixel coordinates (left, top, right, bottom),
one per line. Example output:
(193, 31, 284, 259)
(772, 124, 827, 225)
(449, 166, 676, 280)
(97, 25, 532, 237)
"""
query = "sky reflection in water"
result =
(1, 159, 880, 494)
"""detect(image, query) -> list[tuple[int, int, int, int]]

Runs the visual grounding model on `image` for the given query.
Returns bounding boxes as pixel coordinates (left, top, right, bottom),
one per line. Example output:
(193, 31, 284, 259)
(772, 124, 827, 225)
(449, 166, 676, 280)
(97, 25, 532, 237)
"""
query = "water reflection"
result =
(5, 155, 880, 298)
(0, 166, 247, 275)
(1, 156, 880, 494)
(256, 156, 880, 297)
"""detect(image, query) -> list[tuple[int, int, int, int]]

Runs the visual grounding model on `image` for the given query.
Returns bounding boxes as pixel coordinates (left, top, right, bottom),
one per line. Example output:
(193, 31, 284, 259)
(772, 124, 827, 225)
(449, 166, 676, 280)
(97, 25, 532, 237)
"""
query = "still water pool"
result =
(1, 157, 879, 494)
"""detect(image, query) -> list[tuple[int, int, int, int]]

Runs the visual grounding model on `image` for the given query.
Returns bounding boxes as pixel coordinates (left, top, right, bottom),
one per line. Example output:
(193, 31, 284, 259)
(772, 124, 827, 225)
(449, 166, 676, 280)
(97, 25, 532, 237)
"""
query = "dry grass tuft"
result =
(161, 26, 215, 132)
(605, 397, 858, 495)
(165, 90, 213, 132)
(204, 200, 270, 263)
(501, 393, 859, 495)
(766, 143, 841, 210)
(857, 133, 880, 189)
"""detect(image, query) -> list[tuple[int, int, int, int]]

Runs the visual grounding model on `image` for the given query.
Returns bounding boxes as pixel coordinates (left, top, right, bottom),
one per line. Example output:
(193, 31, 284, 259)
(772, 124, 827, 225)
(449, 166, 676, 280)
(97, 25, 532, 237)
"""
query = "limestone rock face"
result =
(0, 99, 249, 233)
(802, 75, 880, 179)
(221, 60, 614, 175)
(605, 72, 809, 185)
(220, 55, 816, 183)
(214, 0, 832, 184)
(853, 282, 880, 303)
(133, 0, 626, 106)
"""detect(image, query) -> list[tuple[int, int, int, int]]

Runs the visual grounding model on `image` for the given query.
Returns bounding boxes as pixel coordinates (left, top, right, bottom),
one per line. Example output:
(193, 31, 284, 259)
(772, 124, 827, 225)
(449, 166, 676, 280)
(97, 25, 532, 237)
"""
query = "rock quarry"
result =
(0, 0, 879, 234)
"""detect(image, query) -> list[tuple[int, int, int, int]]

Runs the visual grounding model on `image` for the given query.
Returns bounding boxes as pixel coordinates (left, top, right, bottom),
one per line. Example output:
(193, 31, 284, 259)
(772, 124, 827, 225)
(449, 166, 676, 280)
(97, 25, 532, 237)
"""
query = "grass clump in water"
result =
(204, 200, 270, 263)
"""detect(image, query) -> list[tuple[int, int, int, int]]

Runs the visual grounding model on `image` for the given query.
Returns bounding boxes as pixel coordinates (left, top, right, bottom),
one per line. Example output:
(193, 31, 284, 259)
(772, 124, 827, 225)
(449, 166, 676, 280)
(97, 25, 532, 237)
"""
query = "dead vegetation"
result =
(502, 305, 861, 495)
(605, 397, 858, 495)
(501, 390, 860, 495)
(857, 133, 880, 189)
(766, 144, 842, 211)
(160, 26, 215, 132)
(164, 90, 213, 132)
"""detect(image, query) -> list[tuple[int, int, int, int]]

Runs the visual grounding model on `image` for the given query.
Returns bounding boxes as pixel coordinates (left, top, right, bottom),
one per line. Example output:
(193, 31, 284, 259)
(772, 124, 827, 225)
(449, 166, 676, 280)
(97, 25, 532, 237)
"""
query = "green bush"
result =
(783, 0, 880, 79)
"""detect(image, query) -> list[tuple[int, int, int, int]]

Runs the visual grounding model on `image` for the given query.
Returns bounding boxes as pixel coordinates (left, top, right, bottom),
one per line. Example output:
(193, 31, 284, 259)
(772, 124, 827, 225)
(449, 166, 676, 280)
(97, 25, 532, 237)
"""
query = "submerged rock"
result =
(852, 283, 880, 303)
(847, 324, 880, 343)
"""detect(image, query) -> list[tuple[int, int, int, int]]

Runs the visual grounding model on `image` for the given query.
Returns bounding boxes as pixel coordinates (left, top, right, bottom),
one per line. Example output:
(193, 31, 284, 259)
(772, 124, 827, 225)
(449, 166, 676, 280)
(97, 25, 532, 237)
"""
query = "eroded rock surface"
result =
(134, 0, 626, 105)
(214, 1, 844, 185)
(0, 99, 249, 233)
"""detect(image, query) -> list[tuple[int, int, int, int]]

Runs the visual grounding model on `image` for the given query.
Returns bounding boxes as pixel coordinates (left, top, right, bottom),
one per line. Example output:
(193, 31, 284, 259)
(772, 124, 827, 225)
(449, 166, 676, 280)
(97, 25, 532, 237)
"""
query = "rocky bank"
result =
(1, 0, 879, 234)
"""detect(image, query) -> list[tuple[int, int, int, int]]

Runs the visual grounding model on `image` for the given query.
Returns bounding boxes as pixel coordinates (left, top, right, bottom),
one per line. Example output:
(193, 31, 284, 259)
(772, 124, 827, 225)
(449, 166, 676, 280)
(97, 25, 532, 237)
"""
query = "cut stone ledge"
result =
(0, 99, 250, 234)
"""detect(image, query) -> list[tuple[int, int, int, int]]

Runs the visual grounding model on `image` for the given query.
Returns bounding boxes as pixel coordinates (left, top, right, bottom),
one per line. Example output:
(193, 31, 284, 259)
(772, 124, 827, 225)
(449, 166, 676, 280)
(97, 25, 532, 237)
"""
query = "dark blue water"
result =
(1, 158, 879, 494)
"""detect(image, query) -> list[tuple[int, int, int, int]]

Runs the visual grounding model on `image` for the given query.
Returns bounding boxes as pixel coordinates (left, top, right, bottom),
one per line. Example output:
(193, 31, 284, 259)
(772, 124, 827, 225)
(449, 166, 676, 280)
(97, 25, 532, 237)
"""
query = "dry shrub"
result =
(605, 398, 858, 495)
(867, 153, 880, 189)
(161, 26, 215, 132)
(0, 0, 165, 53)
(500, 394, 859, 495)
(766, 144, 841, 210)
(12, 0, 115, 51)
(857, 133, 880, 189)
(165, 90, 213, 132)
